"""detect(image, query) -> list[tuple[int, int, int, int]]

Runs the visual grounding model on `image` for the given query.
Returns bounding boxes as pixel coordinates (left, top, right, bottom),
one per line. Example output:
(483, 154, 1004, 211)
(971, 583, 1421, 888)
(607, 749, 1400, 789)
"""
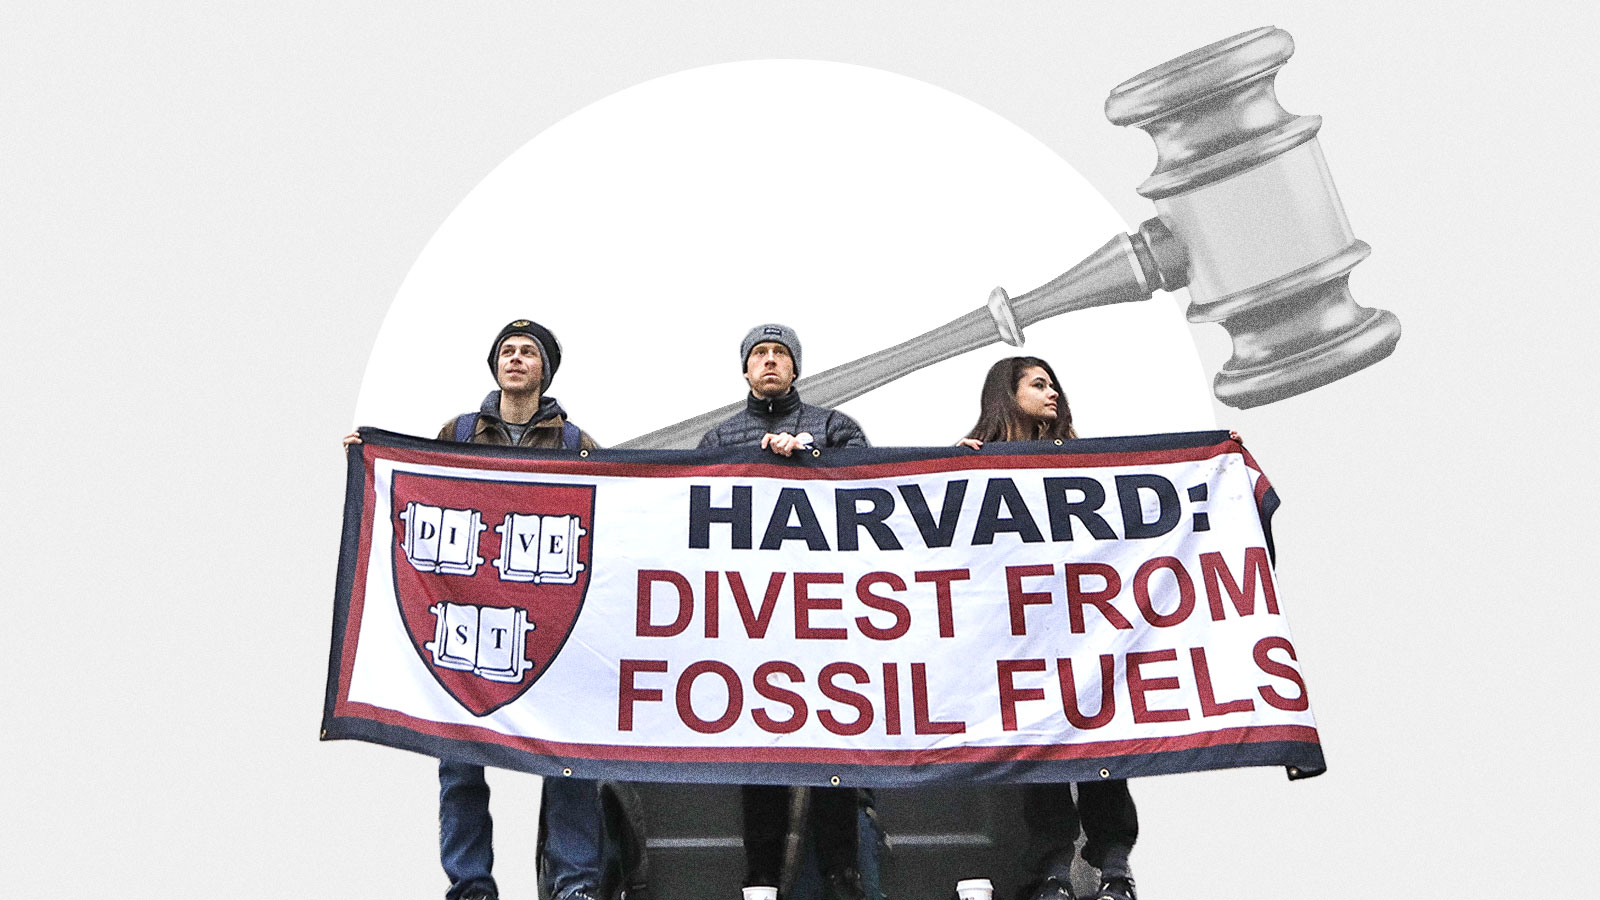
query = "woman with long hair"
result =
(958, 356, 1139, 900)
(958, 355, 1077, 447)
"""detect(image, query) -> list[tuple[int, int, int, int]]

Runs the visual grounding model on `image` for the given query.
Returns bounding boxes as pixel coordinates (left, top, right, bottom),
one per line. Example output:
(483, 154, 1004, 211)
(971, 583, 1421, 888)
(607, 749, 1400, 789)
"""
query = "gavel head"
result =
(1106, 27, 1401, 408)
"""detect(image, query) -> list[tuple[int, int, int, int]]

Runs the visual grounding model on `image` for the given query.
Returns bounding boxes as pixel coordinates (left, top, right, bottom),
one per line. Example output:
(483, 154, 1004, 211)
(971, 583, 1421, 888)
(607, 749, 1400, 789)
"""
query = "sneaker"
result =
(1027, 876, 1074, 900)
(1090, 876, 1136, 900)
(460, 892, 497, 900)
(822, 867, 867, 900)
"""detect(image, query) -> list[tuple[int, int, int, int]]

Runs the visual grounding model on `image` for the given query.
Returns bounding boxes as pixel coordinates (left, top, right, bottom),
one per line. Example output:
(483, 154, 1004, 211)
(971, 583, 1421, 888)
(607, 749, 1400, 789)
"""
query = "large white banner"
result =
(324, 429, 1323, 785)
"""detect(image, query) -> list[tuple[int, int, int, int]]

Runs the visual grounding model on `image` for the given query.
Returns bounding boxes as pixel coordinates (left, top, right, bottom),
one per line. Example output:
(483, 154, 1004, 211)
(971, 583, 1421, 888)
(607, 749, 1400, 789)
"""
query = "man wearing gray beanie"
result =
(698, 323, 872, 900)
(700, 323, 868, 455)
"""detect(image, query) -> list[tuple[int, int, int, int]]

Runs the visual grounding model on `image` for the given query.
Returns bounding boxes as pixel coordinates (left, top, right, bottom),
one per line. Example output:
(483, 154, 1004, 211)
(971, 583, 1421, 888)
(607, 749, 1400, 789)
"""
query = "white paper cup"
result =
(956, 877, 994, 900)
(743, 887, 779, 900)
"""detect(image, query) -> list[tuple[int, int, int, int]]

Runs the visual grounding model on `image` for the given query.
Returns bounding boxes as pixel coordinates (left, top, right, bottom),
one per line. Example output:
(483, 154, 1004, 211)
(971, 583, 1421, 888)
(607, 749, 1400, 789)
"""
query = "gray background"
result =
(3, 2, 1595, 897)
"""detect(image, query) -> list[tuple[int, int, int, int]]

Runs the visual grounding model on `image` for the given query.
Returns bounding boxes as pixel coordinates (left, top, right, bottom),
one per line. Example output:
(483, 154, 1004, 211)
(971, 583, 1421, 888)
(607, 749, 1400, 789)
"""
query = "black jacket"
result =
(697, 389, 869, 449)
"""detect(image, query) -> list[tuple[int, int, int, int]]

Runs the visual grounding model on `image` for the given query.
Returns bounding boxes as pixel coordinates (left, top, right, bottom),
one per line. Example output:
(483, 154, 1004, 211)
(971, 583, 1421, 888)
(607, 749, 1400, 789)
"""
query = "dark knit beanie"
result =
(740, 323, 802, 377)
(487, 319, 561, 390)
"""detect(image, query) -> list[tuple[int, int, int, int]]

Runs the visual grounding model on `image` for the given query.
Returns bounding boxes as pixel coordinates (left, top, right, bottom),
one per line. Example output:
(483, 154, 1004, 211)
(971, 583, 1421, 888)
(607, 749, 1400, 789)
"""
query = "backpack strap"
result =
(560, 420, 582, 450)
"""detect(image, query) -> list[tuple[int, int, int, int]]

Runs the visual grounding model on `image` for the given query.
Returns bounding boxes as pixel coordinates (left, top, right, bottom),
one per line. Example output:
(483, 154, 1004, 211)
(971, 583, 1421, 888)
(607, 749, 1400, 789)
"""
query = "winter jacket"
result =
(697, 389, 868, 449)
(438, 391, 598, 450)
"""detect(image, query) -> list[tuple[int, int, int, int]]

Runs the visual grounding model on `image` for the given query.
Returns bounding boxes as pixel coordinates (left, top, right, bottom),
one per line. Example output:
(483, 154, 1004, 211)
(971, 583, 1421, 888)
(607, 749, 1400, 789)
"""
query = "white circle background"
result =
(354, 60, 1213, 444)
(9, 7, 1598, 899)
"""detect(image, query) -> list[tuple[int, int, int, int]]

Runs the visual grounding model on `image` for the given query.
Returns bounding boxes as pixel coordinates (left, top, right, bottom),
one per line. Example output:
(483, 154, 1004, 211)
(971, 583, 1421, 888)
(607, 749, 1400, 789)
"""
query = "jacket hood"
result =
(478, 391, 568, 425)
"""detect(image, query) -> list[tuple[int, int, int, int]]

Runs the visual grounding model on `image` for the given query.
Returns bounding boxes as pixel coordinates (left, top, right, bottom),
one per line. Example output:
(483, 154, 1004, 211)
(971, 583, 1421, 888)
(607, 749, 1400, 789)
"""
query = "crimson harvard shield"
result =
(389, 471, 594, 716)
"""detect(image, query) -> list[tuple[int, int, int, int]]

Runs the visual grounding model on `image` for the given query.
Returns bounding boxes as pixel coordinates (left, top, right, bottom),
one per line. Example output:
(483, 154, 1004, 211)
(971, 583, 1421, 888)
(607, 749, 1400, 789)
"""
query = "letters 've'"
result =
(496, 513, 587, 584)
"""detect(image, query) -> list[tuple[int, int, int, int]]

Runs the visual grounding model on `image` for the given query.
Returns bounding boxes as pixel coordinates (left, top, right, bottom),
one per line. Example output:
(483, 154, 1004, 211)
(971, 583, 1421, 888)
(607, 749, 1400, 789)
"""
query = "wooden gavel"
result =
(622, 26, 1401, 449)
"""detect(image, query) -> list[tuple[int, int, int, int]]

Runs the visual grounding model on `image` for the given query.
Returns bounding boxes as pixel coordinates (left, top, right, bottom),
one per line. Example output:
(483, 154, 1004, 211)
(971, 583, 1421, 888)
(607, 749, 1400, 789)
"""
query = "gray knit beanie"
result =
(740, 323, 802, 377)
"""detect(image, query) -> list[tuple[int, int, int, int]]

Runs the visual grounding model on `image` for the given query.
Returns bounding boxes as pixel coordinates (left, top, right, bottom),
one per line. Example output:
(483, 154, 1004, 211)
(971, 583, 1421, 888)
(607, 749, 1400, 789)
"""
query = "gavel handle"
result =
(618, 220, 1186, 450)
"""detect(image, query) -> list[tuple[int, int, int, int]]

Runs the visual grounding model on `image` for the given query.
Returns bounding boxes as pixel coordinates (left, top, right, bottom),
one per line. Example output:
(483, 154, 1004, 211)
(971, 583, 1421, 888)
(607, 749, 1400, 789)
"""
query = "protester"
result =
(956, 356, 1138, 900)
(699, 323, 867, 455)
(344, 318, 604, 900)
(699, 323, 872, 900)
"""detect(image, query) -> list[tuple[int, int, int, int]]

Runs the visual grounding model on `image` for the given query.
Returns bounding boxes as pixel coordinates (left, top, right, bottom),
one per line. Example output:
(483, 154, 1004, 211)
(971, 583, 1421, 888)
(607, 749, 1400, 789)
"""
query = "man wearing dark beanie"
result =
(437, 319, 604, 900)
(343, 318, 602, 900)
(699, 323, 872, 900)
(442, 318, 589, 448)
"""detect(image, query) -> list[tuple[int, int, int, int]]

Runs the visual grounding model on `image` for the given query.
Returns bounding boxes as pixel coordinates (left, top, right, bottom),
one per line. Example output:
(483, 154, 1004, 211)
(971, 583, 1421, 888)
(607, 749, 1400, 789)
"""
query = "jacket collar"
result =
(746, 388, 801, 418)
(479, 390, 568, 426)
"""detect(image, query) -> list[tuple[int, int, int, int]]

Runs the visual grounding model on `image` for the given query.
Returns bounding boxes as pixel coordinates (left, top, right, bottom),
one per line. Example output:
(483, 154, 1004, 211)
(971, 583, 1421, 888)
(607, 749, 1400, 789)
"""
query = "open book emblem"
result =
(390, 472, 594, 716)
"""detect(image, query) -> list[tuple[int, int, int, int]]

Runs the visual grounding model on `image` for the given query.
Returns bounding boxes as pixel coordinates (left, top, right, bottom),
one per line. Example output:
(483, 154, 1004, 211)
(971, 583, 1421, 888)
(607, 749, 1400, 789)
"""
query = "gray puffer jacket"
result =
(698, 389, 869, 449)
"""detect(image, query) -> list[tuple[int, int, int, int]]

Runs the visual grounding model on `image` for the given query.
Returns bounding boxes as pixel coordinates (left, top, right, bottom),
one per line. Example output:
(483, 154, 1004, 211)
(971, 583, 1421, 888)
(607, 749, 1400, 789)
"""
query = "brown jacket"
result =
(437, 391, 599, 450)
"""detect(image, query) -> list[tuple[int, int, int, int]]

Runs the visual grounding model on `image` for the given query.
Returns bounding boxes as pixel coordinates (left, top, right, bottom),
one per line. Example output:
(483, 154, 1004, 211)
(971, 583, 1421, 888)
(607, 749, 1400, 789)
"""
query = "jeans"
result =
(438, 761, 605, 900)
(439, 761, 497, 900)
(539, 776, 606, 900)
